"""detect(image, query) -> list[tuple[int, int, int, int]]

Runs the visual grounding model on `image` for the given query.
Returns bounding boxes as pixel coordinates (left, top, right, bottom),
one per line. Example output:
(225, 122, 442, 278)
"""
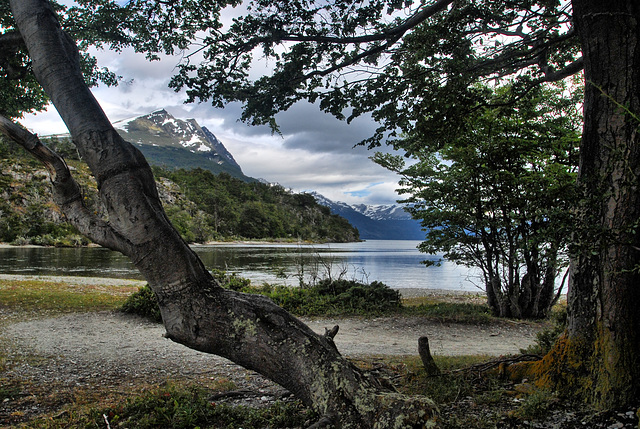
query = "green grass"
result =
(0, 279, 138, 314)
(20, 382, 316, 429)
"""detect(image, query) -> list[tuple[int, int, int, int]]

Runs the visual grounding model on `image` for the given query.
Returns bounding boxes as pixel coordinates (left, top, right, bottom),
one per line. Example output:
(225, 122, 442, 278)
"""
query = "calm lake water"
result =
(0, 240, 482, 292)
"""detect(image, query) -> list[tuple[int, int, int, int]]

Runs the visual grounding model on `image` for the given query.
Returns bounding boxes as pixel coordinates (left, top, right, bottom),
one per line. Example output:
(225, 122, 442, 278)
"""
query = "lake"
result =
(0, 240, 482, 292)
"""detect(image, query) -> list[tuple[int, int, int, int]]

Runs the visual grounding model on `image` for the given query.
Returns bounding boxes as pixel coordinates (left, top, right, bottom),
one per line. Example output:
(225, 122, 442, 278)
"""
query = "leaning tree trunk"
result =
(4, 1, 437, 427)
(510, 0, 640, 409)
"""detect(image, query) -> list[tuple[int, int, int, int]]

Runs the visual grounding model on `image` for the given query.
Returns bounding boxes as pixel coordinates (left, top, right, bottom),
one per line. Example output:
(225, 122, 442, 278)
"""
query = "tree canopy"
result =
(375, 81, 581, 318)
(3, 1, 582, 135)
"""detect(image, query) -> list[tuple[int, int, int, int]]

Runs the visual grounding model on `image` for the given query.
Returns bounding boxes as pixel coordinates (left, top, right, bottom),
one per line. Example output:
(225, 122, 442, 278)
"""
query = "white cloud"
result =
(20, 45, 405, 206)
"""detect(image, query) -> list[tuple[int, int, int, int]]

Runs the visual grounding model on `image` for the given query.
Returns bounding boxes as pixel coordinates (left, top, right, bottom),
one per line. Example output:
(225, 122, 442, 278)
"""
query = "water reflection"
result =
(0, 241, 481, 291)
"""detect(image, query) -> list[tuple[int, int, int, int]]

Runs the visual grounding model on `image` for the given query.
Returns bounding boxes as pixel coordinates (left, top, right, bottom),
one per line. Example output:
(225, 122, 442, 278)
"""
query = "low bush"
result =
(121, 285, 162, 322)
(120, 273, 403, 320)
(120, 271, 499, 323)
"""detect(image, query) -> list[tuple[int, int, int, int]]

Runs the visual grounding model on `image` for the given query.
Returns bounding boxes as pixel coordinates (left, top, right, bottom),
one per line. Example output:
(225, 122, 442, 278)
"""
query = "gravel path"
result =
(2, 310, 540, 391)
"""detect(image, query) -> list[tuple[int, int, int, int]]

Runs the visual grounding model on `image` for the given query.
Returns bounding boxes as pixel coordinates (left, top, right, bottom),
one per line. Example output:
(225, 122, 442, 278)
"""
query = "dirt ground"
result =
(0, 275, 544, 425)
(1, 306, 542, 402)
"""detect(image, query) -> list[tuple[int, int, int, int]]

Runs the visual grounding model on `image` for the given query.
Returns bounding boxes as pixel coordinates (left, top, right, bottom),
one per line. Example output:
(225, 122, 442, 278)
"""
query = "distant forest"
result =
(0, 137, 359, 245)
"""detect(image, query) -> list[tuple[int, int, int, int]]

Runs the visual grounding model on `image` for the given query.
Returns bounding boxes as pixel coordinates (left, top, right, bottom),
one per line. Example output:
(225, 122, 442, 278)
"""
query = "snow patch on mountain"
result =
(308, 192, 423, 240)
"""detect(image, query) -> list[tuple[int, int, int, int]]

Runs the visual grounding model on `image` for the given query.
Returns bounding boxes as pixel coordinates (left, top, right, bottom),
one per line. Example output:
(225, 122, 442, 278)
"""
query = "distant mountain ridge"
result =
(112, 109, 250, 180)
(44, 109, 423, 240)
(310, 193, 424, 240)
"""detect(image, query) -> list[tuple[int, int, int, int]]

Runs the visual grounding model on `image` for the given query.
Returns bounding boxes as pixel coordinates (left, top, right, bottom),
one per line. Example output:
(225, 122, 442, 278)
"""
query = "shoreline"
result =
(0, 273, 146, 287)
(0, 239, 358, 249)
(0, 273, 484, 298)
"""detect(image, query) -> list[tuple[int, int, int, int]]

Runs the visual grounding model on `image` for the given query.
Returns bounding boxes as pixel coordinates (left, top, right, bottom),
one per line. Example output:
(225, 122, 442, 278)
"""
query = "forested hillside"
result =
(153, 167, 359, 243)
(0, 138, 359, 245)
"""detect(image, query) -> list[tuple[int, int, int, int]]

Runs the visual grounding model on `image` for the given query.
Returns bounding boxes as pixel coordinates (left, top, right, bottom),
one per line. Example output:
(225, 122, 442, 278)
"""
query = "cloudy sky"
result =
(21, 44, 405, 206)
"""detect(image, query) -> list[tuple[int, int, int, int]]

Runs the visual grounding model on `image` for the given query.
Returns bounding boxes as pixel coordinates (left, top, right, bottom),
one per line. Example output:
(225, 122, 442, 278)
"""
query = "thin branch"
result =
(0, 115, 130, 253)
(471, 27, 578, 76)
(0, 31, 24, 48)
(235, 0, 454, 52)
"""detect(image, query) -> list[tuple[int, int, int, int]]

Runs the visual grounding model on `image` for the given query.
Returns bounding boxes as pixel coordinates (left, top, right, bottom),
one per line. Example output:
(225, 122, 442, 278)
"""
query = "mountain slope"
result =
(113, 110, 251, 181)
(311, 193, 424, 240)
(0, 142, 359, 244)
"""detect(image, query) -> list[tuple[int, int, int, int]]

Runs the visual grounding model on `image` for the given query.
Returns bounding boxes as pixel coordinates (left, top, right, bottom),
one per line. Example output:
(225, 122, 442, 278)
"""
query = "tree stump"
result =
(418, 336, 440, 375)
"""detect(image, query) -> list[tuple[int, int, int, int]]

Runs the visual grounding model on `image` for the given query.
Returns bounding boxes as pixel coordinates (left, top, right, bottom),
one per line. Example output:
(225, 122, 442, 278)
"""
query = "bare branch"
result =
(0, 31, 24, 48)
(0, 115, 131, 253)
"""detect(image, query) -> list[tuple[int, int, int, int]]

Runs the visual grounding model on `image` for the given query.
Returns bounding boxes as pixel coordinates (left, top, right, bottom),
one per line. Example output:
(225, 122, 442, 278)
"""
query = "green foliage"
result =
(375, 82, 581, 319)
(121, 270, 498, 322)
(84, 384, 314, 429)
(522, 304, 568, 356)
(11, 1, 578, 143)
(155, 167, 359, 243)
(127, 0, 579, 140)
(0, 148, 357, 245)
(0, 2, 121, 119)
(121, 272, 402, 319)
(121, 285, 162, 323)
(241, 279, 402, 316)
(210, 268, 252, 291)
(0, 144, 97, 246)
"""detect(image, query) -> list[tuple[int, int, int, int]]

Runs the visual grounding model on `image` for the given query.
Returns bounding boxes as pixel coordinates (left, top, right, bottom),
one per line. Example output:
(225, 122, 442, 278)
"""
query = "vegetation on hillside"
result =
(0, 138, 96, 246)
(154, 167, 359, 243)
(0, 137, 359, 245)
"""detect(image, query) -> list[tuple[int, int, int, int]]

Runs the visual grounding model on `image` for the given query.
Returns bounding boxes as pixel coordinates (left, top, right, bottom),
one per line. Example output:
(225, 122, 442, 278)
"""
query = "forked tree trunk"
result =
(6, 1, 437, 427)
(511, 0, 640, 409)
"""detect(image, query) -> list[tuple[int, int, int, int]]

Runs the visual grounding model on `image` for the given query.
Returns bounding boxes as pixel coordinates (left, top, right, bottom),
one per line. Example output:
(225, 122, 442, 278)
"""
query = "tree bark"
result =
(568, 0, 640, 407)
(522, 0, 640, 409)
(418, 336, 440, 376)
(6, 1, 438, 426)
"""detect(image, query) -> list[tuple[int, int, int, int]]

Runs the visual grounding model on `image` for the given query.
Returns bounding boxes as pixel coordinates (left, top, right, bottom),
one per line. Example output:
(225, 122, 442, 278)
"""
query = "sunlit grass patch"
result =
(0, 279, 138, 315)
(402, 300, 493, 324)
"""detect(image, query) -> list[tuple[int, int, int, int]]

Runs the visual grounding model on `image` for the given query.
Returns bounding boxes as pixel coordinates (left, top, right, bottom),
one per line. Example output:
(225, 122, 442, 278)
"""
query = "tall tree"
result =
(375, 82, 581, 319)
(120, 0, 637, 409)
(560, 0, 640, 408)
(0, 1, 436, 427)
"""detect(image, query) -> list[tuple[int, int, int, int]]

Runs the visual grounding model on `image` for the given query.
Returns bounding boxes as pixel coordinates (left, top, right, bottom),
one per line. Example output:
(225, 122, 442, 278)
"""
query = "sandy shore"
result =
(0, 273, 483, 299)
(0, 273, 146, 287)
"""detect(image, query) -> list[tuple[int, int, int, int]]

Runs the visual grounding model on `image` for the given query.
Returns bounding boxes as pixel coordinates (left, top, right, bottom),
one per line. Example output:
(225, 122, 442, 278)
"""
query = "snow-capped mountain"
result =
(310, 193, 424, 240)
(350, 203, 414, 221)
(113, 109, 248, 180)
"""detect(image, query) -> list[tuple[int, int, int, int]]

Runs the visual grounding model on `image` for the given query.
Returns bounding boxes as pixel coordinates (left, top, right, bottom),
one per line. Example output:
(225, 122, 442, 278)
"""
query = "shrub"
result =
(121, 285, 162, 323)
(120, 273, 403, 320)
(521, 304, 567, 355)
(263, 278, 402, 316)
(211, 269, 252, 291)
